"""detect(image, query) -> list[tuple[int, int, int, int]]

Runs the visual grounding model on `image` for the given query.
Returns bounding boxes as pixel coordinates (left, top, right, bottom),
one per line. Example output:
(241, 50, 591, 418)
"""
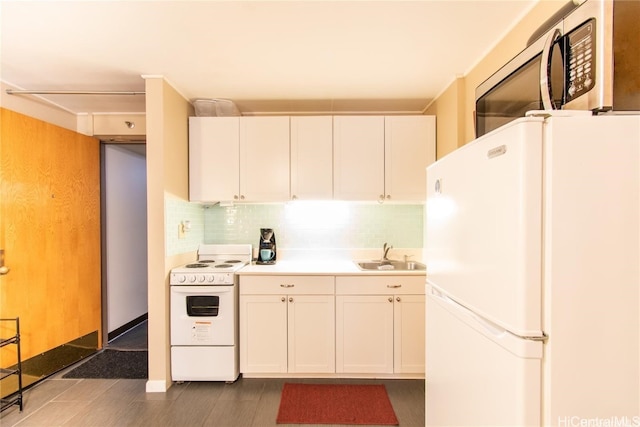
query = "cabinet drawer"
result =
(240, 275, 334, 295)
(336, 276, 425, 295)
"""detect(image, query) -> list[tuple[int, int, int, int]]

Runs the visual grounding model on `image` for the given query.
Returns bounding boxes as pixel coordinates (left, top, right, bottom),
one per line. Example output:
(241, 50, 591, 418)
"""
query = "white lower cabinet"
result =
(393, 294, 426, 373)
(336, 294, 395, 373)
(240, 276, 335, 374)
(240, 294, 288, 373)
(336, 276, 425, 375)
(240, 274, 425, 377)
(287, 294, 335, 373)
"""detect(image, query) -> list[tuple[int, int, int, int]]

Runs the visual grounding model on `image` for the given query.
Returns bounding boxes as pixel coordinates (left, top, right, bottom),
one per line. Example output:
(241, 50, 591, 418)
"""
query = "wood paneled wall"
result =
(0, 108, 101, 362)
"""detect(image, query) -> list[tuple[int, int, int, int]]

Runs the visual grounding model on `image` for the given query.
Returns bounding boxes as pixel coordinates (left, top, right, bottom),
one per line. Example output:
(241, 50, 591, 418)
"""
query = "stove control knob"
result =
(207, 275, 215, 283)
(198, 275, 205, 283)
(177, 275, 186, 283)
(188, 275, 197, 283)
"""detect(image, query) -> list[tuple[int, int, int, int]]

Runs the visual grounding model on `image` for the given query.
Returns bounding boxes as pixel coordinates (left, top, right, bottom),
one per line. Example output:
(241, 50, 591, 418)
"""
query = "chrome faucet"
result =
(381, 243, 393, 262)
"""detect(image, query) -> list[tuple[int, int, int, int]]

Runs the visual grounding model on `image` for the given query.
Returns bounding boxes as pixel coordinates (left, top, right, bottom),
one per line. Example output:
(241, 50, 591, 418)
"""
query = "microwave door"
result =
(475, 23, 565, 138)
(475, 56, 543, 137)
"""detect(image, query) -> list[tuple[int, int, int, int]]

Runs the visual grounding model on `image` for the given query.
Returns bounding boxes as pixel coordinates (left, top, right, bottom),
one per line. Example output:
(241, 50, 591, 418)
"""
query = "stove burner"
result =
(225, 260, 242, 264)
(215, 264, 233, 269)
(199, 260, 215, 263)
(185, 263, 209, 268)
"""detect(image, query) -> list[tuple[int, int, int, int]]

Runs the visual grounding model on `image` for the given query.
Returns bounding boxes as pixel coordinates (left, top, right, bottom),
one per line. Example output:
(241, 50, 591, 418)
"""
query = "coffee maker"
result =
(257, 228, 277, 265)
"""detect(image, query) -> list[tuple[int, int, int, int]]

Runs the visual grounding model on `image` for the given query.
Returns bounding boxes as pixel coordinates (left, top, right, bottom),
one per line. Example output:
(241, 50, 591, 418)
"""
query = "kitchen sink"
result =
(355, 260, 426, 271)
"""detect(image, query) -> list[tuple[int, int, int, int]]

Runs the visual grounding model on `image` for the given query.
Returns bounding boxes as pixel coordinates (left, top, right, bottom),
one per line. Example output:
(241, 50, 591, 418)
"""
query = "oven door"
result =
(170, 285, 236, 346)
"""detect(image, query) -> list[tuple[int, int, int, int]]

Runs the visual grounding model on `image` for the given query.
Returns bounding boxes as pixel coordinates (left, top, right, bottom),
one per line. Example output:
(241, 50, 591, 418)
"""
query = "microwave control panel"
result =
(565, 18, 596, 102)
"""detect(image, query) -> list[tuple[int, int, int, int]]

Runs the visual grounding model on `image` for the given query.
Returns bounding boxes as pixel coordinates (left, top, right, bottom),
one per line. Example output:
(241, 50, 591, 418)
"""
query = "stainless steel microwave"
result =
(475, 0, 640, 138)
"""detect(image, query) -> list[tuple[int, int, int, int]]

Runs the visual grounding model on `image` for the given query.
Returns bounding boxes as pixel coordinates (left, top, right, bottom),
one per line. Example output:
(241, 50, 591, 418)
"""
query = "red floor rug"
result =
(276, 383, 399, 425)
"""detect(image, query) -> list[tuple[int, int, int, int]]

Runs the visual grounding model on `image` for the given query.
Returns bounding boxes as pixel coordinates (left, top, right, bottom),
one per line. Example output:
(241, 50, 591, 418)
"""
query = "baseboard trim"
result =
(1, 331, 98, 398)
(108, 313, 148, 342)
(146, 379, 170, 393)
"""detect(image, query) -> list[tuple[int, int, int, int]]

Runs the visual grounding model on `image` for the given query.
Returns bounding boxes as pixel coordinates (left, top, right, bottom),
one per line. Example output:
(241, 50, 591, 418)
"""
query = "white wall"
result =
(104, 144, 148, 332)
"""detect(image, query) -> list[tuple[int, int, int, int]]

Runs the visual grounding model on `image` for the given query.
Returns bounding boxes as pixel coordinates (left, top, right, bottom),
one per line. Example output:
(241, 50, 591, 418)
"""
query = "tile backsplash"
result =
(204, 202, 423, 249)
(166, 198, 424, 256)
(165, 195, 206, 256)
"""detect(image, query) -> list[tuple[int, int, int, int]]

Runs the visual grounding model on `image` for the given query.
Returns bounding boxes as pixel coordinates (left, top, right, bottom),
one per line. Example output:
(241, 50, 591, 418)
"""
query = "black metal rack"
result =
(0, 317, 23, 413)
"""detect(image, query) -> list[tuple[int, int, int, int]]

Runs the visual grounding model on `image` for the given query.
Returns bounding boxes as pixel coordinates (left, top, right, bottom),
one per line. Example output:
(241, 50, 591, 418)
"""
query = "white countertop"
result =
(238, 259, 426, 276)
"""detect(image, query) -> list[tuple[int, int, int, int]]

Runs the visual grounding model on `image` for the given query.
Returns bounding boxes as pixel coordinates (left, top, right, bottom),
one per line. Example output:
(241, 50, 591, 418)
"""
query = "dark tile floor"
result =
(1, 322, 425, 426)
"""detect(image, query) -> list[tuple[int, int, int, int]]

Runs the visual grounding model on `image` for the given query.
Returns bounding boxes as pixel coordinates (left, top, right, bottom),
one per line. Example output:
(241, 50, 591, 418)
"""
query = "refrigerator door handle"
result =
(429, 286, 507, 338)
(428, 285, 547, 343)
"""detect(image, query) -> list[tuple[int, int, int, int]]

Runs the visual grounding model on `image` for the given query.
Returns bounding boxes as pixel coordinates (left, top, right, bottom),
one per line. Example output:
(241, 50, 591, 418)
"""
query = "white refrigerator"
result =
(425, 114, 640, 426)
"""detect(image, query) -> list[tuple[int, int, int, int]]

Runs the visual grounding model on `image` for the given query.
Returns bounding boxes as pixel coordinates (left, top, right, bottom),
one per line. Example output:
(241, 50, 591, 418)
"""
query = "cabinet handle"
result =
(280, 284, 294, 288)
(386, 195, 391, 200)
(240, 195, 245, 200)
(292, 195, 298, 200)
(387, 284, 401, 288)
(289, 297, 294, 303)
(388, 297, 393, 303)
(396, 296, 401, 302)
(234, 195, 239, 200)
(281, 297, 286, 302)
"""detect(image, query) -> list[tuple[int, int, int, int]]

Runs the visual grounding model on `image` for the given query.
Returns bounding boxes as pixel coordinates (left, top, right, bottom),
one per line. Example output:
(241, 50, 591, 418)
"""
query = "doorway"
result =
(100, 143, 148, 347)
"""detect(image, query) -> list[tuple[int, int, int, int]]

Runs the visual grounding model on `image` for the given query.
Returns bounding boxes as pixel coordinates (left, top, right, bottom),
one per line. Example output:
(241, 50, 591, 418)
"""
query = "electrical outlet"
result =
(178, 223, 185, 239)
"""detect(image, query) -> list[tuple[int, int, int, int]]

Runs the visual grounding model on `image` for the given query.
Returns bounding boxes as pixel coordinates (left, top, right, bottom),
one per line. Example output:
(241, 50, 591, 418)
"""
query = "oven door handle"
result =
(540, 27, 562, 111)
(171, 286, 233, 295)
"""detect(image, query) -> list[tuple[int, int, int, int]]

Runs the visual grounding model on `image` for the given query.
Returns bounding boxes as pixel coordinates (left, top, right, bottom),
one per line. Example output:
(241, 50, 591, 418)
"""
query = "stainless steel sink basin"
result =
(355, 260, 426, 271)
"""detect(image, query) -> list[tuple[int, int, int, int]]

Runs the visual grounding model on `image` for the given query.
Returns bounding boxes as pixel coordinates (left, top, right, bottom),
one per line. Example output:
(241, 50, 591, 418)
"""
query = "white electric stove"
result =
(169, 244, 251, 382)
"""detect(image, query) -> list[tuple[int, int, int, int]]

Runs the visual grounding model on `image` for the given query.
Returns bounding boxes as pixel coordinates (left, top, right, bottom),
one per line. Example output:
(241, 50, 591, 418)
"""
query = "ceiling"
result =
(0, 1, 537, 116)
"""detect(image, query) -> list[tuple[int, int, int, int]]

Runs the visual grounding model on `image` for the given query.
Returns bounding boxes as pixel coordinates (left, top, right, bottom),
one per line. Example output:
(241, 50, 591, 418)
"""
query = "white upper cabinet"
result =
(189, 116, 290, 202)
(290, 116, 333, 200)
(189, 116, 240, 202)
(240, 116, 290, 202)
(333, 115, 435, 202)
(189, 114, 435, 203)
(385, 115, 436, 201)
(333, 116, 385, 201)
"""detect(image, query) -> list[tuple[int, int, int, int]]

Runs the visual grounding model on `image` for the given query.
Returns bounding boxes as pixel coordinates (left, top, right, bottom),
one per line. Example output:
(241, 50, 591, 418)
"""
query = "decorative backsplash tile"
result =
(165, 195, 205, 256)
(203, 202, 424, 249)
(165, 199, 424, 256)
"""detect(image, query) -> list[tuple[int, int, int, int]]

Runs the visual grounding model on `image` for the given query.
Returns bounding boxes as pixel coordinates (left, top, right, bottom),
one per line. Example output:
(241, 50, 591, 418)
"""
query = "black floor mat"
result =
(62, 349, 148, 379)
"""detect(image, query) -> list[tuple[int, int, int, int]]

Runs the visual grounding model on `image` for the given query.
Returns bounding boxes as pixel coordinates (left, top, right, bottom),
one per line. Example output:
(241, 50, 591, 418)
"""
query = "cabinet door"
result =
(384, 115, 436, 201)
(336, 295, 394, 373)
(288, 295, 335, 373)
(240, 116, 290, 201)
(333, 116, 385, 201)
(189, 117, 240, 202)
(290, 116, 333, 200)
(240, 295, 288, 373)
(393, 294, 425, 374)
